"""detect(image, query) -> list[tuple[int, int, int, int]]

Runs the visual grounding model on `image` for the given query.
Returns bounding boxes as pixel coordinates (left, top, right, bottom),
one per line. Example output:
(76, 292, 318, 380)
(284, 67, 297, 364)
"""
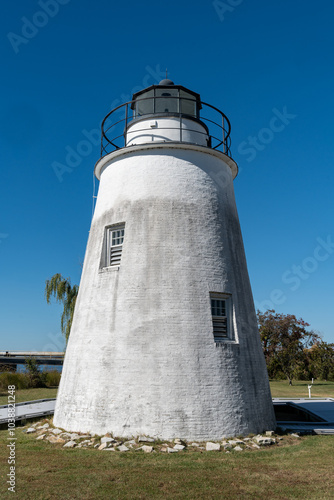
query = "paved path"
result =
(0, 399, 56, 425)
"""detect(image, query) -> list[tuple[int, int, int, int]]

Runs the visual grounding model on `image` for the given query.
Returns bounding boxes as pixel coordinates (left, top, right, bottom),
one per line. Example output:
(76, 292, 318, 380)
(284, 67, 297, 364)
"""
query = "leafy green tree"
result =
(45, 274, 78, 343)
(257, 310, 319, 385)
(307, 341, 334, 381)
(24, 357, 46, 388)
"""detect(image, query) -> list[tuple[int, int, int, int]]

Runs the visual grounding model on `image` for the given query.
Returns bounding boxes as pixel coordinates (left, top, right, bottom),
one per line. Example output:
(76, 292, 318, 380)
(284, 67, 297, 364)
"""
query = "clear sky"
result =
(1, 0, 333, 351)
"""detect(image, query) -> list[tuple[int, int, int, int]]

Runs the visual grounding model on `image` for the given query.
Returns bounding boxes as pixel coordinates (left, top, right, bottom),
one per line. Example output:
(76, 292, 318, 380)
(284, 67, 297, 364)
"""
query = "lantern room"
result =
(126, 79, 210, 147)
(131, 79, 201, 119)
(100, 79, 232, 159)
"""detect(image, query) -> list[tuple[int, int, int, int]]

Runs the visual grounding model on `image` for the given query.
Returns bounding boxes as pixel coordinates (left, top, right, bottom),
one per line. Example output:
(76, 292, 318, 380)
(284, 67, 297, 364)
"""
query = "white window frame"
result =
(210, 292, 233, 342)
(107, 224, 125, 267)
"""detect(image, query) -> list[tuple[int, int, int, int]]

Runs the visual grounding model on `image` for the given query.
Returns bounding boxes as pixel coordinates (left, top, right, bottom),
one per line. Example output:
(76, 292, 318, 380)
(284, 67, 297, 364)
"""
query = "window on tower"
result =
(100, 224, 125, 268)
(108, 225, 125, 266)
(210, 293, 233, 342)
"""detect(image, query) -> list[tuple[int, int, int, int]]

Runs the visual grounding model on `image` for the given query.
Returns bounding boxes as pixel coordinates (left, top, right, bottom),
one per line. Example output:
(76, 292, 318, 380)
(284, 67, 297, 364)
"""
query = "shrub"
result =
(45, 370, 61, 387)
(24, 357, 47, 388)
(0, 372, 30, 391)
(0, 369, 61, 392)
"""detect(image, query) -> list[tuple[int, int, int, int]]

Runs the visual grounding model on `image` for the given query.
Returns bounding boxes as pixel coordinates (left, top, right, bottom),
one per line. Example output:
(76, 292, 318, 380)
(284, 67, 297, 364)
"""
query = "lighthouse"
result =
(53, 79, 276, 440)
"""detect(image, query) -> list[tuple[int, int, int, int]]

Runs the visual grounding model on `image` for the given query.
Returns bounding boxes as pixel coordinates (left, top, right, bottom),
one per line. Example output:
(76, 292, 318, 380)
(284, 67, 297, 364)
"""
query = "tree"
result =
(24, 357, 46, 388)
(257, 310, 319, 385)
(306, 341, 334, 381)
(45, 274, 79, 343)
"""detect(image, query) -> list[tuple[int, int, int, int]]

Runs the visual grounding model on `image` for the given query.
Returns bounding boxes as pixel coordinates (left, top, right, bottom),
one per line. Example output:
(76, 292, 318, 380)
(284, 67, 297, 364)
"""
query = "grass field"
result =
(0, 387, 58, 406)
(0, 381, 333, 498)
(0, 426, 333, 499)
(269, 379, 334, 398)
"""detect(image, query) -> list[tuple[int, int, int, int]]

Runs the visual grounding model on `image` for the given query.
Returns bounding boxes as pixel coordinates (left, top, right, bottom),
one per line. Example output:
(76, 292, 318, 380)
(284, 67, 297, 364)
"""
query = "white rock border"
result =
(22, 420, 297, 454)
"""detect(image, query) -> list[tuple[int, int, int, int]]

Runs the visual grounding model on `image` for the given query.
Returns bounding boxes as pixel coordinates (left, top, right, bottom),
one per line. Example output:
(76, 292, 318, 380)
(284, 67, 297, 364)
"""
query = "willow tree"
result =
(45, 274, 79, 343)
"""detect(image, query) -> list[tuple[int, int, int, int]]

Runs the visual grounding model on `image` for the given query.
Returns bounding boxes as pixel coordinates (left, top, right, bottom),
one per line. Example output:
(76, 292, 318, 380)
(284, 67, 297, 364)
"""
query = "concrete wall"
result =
(54, 144, 276, 440)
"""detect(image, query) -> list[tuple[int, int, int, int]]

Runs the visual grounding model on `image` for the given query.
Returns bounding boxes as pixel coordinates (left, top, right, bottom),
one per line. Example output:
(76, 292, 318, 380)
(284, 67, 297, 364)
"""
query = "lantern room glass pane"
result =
(155, 88, 179, 113)
(180, 90, 197, 117)
(135, 90, 154, 117)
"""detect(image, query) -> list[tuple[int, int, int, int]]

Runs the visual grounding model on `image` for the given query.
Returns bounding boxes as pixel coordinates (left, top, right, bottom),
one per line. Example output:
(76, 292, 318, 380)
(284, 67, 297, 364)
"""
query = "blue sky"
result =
(1, 0, 333, 351)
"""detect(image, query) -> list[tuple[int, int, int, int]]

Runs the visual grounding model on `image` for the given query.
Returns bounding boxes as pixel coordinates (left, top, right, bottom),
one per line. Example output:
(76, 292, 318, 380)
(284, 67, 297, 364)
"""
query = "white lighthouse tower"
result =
(54, 79, 276, 440)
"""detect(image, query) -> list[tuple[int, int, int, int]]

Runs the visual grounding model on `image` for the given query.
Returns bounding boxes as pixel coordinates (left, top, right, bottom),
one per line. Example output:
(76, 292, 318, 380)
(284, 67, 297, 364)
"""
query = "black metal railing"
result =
(100, 96, 232, 158)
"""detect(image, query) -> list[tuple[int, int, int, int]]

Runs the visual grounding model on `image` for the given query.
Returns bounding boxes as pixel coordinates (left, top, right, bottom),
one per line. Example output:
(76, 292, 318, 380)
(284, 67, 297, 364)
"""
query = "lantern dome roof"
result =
(158, 79, 175, 86)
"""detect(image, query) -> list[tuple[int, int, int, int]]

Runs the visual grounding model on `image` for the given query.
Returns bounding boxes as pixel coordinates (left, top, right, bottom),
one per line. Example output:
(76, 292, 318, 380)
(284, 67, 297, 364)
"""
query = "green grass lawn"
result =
(0, 381, 333, 498)
(269, 380, 334, 398)
(0, 426, 333, 499)
(0, 387, 58, 406)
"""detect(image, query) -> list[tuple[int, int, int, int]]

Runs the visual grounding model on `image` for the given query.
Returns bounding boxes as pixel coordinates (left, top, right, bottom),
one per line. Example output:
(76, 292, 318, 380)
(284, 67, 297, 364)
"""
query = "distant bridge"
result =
(0, 351, 64, 371)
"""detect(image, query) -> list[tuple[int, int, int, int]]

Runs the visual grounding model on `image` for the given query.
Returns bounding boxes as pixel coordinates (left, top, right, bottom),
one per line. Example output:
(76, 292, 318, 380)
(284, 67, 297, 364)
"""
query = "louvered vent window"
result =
(210, 293, 232, 342)
(108, 225, 125, 266)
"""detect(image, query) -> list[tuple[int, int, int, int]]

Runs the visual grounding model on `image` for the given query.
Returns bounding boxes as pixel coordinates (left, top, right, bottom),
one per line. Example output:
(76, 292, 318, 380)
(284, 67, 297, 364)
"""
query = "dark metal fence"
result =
(100, 96, 232, 158)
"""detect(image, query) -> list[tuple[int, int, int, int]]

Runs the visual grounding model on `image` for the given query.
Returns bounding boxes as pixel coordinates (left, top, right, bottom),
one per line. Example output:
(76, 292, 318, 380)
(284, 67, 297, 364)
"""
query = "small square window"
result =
(107, 224, 125, 267)
(210, 293, 233, 342)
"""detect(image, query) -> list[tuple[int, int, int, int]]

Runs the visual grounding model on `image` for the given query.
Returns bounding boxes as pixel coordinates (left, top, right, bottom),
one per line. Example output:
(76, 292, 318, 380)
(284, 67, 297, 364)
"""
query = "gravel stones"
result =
(63, 441, 77, 448)
(118, 445, 130, 452)
(28, 419, 292, 454)
(101, 436, 116, 444)
(141, 445, 154, 453)
(46, 435, 65, 444)
(206, 442, 221, 451)
(174, 444, 185, 450)
(70, 433, 80, 441)
(138, 436, 155, 443)
(36, 423, 49, 430)
(255, 436, 275, 445)
(51, 428, 63, 435)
